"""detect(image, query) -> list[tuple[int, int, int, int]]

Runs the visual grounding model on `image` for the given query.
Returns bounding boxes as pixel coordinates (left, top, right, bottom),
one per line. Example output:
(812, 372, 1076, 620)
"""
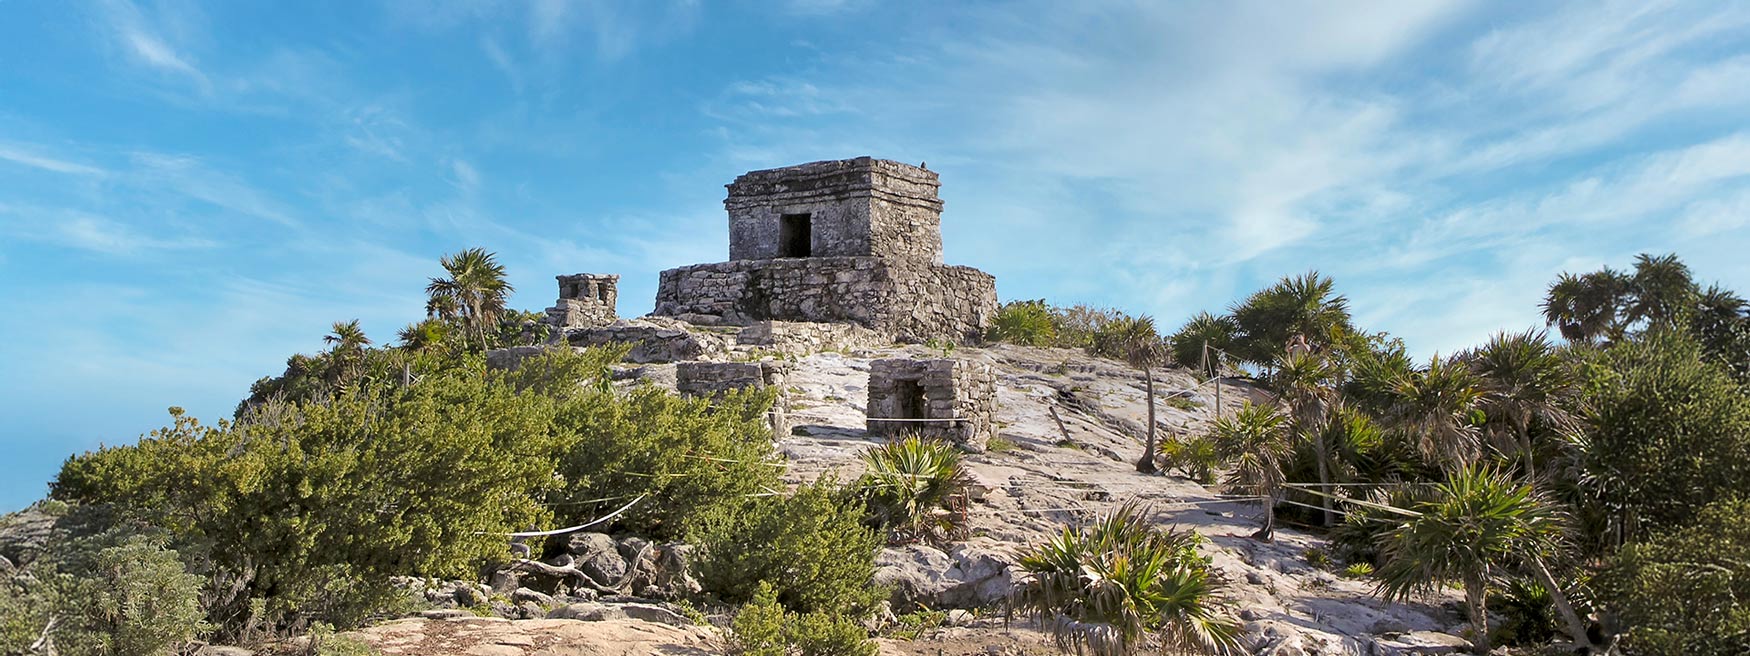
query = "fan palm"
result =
(1210, 401, 1291, 540)
(1374, 466, 1566, 654)
(1465, 330, 1573, 482)
(1541, 269, 1632, 345)
(1626, 252, 1696, 327)
(858, 434, 971, 544)
(1169, 312, 1236, 379)
(323, 319, 372, 387)
(1383, 355, 1484, 468)
(1011, 502, 1241, 656)
(1270, 351, 1340, 525)
(426, 248, 515, 351)
(1092, 315, 1168, 474)
(1229, 271, 1351, 367)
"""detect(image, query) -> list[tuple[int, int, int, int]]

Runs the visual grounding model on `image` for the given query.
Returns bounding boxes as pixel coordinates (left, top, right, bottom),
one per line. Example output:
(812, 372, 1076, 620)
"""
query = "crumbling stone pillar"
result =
(675, 361, 792, 439)
(544, 273, 619, 330)
(866, 358, 997, 451)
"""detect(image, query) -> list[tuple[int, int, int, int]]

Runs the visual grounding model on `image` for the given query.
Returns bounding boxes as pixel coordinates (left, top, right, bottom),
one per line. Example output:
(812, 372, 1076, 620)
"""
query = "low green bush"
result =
(856, 435, 970, 544)
(989, 300, 1059, 346)
(1158, 435, 1219, 484)
(727, 582, 874, 656)
(691, 479, 883, 616)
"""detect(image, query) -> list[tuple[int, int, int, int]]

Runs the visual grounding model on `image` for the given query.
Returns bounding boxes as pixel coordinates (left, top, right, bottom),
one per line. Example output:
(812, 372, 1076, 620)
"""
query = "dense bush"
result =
(0, 527, 206, 656)
(1157, 434, 1218, 484)
(727, 581, 875, 656)
(855, 435, 970, 544)
(989, 299, 1059, 346)
(1168, 312, 1236, 377)
(1592, 498, 1750, 655)
(691, 479, 883, 616)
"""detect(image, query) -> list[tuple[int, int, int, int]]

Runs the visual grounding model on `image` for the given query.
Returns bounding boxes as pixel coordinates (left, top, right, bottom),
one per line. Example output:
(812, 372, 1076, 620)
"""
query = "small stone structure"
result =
(676, 361, 792, 438)
(654, 157, 997, 343)
(866, 358, 997, 451)
(544, 274, 619, 330)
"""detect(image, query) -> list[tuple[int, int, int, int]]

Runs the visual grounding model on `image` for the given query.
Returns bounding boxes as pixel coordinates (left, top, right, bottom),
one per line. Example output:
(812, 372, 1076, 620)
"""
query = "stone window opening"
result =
(893, 378, 926, 421)
(779, 212, 812, 257)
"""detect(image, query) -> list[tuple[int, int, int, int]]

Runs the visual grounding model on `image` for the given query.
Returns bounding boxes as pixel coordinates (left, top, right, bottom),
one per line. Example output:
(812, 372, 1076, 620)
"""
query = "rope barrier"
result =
(487, 495, 646, 537)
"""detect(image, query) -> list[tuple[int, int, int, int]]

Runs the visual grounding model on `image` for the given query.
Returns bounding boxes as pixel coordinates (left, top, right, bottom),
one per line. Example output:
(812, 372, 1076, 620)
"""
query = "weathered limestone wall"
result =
(866, 358, 997, 451)
(734, 320, 890, 357)
(726, 157, 943, 265)
(653, 257, 995, 343)
(544, 273, 619, 330)
(564, 318, 729, 363)
(676, 361, 792, 438)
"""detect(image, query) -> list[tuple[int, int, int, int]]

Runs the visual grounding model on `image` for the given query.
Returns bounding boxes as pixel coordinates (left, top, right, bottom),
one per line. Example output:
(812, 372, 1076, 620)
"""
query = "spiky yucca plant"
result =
(858, 434, 971, 544)
(1011, 502, 1241, 656)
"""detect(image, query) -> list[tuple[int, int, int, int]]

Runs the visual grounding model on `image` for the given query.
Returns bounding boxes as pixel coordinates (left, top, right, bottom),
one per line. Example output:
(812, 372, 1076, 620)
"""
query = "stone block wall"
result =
(726, 157, 943, 265)
(676, 361, 792, 438)
(866, 358, 997, 451)
(544, 273, 619, 329)
(734, 320, 890, 357)
(653, 257, 995, 343)
(564, 318, 729, 363)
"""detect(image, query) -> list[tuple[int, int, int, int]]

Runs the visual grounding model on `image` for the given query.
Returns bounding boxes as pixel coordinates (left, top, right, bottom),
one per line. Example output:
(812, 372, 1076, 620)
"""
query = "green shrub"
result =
(728, 582, 875, 656)
(1012, 502, 1240, 656)
(0, 529, 206, 656)
(1168, 312, 1236, 378)
(1592, 498, 1750, 655)
(1303, 547, 1332, 570)
(308, 622, 380, 656)
(990, 300, 1058, 347)
(1488, 578, 1557, 648)
(884, 610, 948, 640)
(856, 435, 970, 544)
(1341, 562, 1374, 578)
(691, 479, 883, 616)
(1158, 435, 1218, 484)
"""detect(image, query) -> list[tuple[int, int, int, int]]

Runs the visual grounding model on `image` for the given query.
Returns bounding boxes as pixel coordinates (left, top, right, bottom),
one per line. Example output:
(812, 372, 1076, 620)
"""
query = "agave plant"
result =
(858, 434, 971, 544)
(1011, 502, 1241, 656)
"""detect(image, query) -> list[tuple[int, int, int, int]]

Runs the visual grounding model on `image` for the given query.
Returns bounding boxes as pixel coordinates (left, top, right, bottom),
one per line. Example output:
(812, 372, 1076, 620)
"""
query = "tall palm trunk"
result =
(1136, 367, 1159, 474)
(1464, 572, 1490, 654)
(1253, 490, 1276, 541)
(1314, 435, 1333, 526)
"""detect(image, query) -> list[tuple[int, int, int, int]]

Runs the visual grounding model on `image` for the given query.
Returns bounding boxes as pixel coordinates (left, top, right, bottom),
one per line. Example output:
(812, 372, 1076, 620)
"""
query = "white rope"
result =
(487, 494, 646, 537)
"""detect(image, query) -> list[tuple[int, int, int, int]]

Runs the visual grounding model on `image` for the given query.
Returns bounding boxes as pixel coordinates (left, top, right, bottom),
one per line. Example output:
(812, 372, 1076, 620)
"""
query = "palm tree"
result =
(426, 248, 515, 351)
(1626, 252, 1696, 327)
(1384, 355, 1484, 468)
(858, 434, 971, 544)
(1210, 401, 1291, 540)
(1011, 502, 1241, 655)
(1465, 330, 1572, 482)
(1271, 351, 1340, 525)
(397, 318, 452, 353)
(1541, 268, 1632, 345)
(323, 319, 371, 387)
(1092, 315, 1168, 474)
(1373, 466, 1568, 655)
(1229, 271, 1351, 368)
(1169, 312, 1236, 379)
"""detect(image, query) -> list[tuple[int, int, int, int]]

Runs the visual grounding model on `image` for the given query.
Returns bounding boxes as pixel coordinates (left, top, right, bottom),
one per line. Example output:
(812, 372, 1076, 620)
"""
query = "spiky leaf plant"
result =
(858, 434, 971, 544)
(1011, 502, 1241, 656)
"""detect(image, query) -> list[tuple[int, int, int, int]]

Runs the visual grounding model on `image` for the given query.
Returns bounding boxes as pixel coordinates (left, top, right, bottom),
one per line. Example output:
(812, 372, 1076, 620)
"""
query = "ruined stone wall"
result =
(653, 257, 995, 343)
(866, 358, 997, 451)
(734, 320, 890, 357)
(725, 157, 943, 265)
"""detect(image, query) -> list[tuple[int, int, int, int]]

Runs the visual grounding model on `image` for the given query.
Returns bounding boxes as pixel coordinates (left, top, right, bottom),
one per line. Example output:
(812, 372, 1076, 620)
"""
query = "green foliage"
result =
(426, 247, 515, 352)
(550, 383, 782, 540)
(1228, 271, 1352, 367)
(1303, 548, 1331, 570)
(856, 435, 970, 544)
(1210, 401, 1291, 539)
(1488, 578, 1557, 648)
(1576, 327, 1750, 540)
(0, 528, 206, 656)
(308, 622, 381, 656)
(54, 363, 566, 635)
(1373, 466, 1565, 654)
(989, 299, 1059, 347)
(1341, 562, 1374, 579)
(884, 610, 949, 640)
(1011, 502, 1240, 656)
(1169, 312, 1236, 378)
(1592, 498, 1750, 655)
(1157, 435, 1218, 485)
(728, 582, 875, 656)
(691, 479, 883, 616)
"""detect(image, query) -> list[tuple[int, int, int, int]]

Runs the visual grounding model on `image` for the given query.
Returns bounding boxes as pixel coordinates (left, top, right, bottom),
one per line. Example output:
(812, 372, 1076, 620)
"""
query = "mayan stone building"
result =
(543, 273, 619, 329)
(653, 157, 997, 343)
(866, 357, 997, 451)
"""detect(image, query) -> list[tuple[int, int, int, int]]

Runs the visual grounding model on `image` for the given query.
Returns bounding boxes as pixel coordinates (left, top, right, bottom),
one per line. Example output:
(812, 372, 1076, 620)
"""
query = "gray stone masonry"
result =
(866, 357, 997, 452)
(675, 361, 792, 438)
(654, 157, 997, 344)
(565, 317, 728, 363)
(544, 273, 619, 330)
(727, 157, 942, 264)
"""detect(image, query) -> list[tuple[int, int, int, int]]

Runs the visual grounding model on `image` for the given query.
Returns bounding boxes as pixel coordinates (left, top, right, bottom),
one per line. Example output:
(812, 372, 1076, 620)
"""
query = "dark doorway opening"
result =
(779, 213, 812, 257)
(894, 378, 926, 421)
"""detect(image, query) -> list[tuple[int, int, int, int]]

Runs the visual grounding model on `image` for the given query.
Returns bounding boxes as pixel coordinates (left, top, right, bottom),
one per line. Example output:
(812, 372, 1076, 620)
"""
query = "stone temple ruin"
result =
(654, 157, 997, 344)
(866, 358, 998, 451)
(544, 274, 619, 329)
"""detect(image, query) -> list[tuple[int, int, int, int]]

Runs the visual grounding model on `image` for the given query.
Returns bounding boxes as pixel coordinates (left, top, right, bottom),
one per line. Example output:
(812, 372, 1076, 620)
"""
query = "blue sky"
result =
(3, 1, 1749, 511)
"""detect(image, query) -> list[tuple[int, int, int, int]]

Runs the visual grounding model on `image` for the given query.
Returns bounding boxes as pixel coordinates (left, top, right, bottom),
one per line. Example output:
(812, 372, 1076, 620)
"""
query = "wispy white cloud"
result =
(94, 0, 212, 91)
(0, 144, 106, 176)
(0, 206, 217, 256)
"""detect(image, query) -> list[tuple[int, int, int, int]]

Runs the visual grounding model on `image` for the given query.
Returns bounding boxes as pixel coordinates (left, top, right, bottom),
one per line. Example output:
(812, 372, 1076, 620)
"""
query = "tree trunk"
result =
(1315, 432, 1333, 527)
(1254, 492, 1276, 541)
(1136, 367, 1160, 474)
(1464, 575, 1490, 654)
(1529, 555, 1614, 654)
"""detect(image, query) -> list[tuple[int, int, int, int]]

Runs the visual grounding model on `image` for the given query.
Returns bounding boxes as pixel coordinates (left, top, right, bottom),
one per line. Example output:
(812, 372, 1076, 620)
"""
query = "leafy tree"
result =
(1209, 401, 1291, 540)
(1228, 272, 1351, 368)
(1373, 466, 1567, 655)
(1625, 253, 1697, 327)
(1380, 355, 1484, 468)
(1091, 314, 1168, 474)
(1270, 351, 1340, 525)
(396, 318, 452, 353)
(425, 248, 515, 351)
(1542, 268, 1633, 344)
(322, 319, 372, 389)
(1690, 284, 1750, 382)
(1011, 502, 1240, 656)
(1169, 312, 1236, 378)
(1575, 327, 1750, 542)
(1592, 498, 1750, 655)
(727, 581, 875, 656)
(48, 535, 208, 656)
(691, 479, 883, 617)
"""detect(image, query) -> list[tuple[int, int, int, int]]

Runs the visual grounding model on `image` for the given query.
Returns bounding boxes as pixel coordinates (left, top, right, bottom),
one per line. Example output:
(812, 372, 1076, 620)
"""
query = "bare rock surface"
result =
(343, 615, 716, 656)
